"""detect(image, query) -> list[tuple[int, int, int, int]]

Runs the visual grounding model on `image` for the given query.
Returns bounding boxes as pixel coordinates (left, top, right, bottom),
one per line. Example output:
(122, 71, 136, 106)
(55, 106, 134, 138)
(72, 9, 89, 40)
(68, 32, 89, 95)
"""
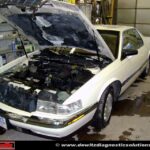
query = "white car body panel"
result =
(95, 25, 149, 93)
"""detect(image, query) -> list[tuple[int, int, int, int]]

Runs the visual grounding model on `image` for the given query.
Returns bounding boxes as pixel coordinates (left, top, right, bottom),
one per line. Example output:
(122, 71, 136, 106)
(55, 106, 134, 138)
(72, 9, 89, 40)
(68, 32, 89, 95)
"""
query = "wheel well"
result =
(110, 81, 122, 102)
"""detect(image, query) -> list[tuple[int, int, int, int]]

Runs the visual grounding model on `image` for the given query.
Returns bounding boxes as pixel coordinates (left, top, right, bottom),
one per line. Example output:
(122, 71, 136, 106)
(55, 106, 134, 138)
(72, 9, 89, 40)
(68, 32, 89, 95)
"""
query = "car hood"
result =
(0, 0, 115, 60)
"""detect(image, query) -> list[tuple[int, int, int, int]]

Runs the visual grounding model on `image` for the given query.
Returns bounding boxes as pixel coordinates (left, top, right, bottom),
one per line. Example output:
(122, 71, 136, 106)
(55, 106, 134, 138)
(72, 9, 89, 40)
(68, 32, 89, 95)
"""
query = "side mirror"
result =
(122, 49, 138, 60)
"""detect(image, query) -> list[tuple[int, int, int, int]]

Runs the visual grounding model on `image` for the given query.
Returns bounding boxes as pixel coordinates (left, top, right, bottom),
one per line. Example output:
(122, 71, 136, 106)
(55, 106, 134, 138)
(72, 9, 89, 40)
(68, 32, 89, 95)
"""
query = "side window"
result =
(123, 29, 144, 50)
(98, 30, 120, 58)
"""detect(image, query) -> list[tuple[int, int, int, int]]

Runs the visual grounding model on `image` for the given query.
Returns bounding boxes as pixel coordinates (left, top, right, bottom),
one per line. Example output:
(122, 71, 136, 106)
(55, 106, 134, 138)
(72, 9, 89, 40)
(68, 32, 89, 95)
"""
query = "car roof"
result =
(94, 25, 134, 32)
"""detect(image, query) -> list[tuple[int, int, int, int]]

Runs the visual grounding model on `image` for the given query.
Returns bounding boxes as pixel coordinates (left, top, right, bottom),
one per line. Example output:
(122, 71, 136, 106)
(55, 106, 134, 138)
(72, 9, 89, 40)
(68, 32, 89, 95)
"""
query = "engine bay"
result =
(5, 48, 101, 91)
(0, 47, 110, 112)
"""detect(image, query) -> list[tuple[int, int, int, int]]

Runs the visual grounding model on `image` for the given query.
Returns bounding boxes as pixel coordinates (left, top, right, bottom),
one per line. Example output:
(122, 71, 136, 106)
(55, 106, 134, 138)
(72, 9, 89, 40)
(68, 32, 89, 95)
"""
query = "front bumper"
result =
(9, 109, 96, 138)
(0, 106, 96, 138)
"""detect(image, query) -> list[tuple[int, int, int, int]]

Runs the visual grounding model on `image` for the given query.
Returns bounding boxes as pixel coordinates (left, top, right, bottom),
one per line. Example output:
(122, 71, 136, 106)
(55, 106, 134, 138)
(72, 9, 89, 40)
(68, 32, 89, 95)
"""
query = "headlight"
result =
(36, 100, 82, 115)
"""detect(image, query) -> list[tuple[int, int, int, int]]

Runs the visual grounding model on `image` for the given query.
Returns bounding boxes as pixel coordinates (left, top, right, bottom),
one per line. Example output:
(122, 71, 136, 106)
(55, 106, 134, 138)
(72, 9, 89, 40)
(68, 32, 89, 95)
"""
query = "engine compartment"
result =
(0, 47, 110, 112)
(7, 48, 101, 91)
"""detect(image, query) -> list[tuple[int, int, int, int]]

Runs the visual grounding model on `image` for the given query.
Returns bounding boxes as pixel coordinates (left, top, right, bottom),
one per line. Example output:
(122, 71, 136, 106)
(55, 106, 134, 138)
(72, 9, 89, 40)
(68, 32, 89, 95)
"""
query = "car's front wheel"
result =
(93, 87, 114, 130)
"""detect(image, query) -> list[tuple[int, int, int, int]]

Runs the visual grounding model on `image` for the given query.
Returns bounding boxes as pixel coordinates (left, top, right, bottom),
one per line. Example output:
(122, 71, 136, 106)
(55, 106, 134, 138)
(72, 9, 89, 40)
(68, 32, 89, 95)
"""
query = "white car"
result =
(0, 1, 149, 138)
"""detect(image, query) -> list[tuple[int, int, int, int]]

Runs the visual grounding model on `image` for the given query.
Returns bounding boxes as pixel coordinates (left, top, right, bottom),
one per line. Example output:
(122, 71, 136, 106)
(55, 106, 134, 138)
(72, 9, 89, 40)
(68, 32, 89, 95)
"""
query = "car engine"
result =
(0, 48, 110, 112)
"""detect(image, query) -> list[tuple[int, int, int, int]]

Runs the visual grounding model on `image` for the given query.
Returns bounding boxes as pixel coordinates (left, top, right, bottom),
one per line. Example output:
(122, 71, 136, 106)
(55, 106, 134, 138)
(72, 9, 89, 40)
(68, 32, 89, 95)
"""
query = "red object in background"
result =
(0, 141, 15, 150)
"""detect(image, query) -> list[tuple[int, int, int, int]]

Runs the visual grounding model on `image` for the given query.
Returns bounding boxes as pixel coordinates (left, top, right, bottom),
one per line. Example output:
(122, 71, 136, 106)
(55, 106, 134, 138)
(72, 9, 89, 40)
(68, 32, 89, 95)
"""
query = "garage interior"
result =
(0, 0, 150, 141)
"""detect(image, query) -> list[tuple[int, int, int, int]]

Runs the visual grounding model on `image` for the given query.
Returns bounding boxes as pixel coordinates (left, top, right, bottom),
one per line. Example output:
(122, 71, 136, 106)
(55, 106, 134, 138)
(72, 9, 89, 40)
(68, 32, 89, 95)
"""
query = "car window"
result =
(97, 30, 120, 58)
(123, 29, 144, 50)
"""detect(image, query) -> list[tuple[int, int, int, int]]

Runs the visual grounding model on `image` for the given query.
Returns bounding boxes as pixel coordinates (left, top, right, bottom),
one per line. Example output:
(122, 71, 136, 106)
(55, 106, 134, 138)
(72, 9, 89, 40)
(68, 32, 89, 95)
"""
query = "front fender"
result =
(96, 78, 121, 102)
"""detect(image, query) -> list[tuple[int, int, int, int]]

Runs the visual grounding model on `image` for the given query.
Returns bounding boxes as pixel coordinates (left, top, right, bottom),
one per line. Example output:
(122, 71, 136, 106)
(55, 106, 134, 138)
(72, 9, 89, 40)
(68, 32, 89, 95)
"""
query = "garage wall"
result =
(117, 0, 150, 36)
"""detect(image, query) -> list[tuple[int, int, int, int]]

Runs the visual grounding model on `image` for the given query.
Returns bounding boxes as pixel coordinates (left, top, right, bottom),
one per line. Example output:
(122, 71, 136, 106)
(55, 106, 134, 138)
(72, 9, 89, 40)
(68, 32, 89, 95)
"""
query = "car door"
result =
(120, 28, 146, 92)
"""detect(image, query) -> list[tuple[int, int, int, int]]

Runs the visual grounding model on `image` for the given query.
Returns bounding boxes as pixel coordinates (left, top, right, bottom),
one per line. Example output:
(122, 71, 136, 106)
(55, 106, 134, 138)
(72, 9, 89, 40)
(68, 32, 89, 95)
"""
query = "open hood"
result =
(0, 0, 115, 60)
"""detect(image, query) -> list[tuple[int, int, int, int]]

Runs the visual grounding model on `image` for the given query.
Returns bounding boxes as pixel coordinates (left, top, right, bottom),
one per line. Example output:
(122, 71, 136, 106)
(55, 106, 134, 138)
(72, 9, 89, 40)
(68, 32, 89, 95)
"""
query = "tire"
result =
(0, 127, 6, 135)
(93, 87, 114, 130)
(141, 59, 150, 78)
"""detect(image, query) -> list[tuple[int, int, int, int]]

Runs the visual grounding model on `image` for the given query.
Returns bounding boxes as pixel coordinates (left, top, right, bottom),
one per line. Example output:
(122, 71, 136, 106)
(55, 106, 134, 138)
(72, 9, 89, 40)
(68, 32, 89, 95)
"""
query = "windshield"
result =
(8, 12, 98, 52)
(97, 30, 120, 58)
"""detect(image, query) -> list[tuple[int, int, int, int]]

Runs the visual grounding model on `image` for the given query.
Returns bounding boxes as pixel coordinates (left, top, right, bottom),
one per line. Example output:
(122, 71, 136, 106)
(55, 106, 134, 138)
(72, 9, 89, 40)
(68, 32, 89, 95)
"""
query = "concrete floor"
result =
(1, 75, 150, 141)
